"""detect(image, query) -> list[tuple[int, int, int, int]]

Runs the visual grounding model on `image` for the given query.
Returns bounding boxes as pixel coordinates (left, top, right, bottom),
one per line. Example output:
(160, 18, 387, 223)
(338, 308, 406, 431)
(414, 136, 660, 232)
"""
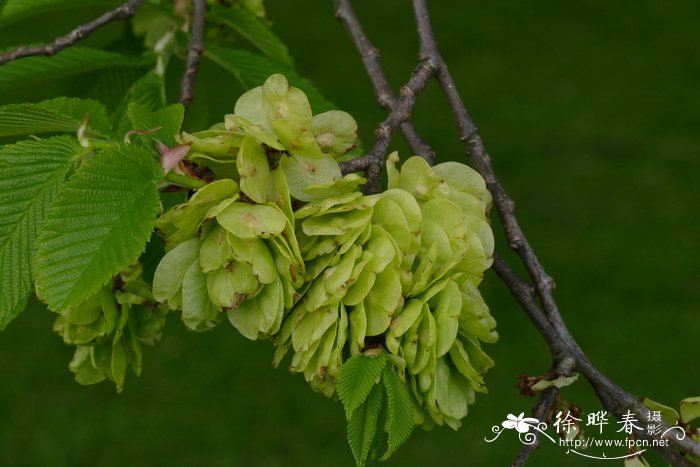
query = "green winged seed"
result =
(280, 152, 342, 202)
(61, 288, 104, 325)
(364, 225, 401, 273)
(680, 397, 700, 424)
(224, 114, 285, 150)
(311, 110, 358, 158)
(386, 152, 401, 189)
(435, 358, 472, 425)
(401, 312, 422, 367)
(389, 299, 425, 338)
(343, 256, 376, 306)
(178, 131, 241, 156)
(227, 277, 284, 340)
(294, 191, 364, 219)
(156, 179, 238, 249)
(364, 266, 402, 336)
(181, 260, 220, 331)
(410, 308, 437, 375)
(323, 244, 361, 298)
(271, 119, 324, 158)
(460, 334, 495, 374)
(69, 346, 106, 385)
(449, 340, 487, 392)
(348, 300, 368, 355)
(238, 135, 271, 203)
(152, 238, 201, 305)
(432, 161, 491, 208)
(302, 173, 367, 199)
(372, 190, 421, 256)
(291, 306, 338, 352)
(261, 74, 313, 128)
(267, 167, 294, 223)
(397, 156, 448, 201)
(433, 281, 462, 358)
(199, 225, 235, 273)
(458, 286, 498, 344)
(301, 207, 373, 236)
(420, 197, 469, 273)
(233, 86, 272, 134)
(216, 202, 287, 239)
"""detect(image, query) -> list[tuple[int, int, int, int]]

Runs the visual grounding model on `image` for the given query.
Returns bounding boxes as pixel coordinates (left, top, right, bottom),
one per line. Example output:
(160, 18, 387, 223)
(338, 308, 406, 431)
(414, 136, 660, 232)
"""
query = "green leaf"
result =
(0, 97, 114, 139)
(204, 46, 334, 113)
(83, 66, 145, 112)
(209, 6, 293, 66)
(680, 396, 700, 424)
(0, 47, 153, 93)
(36, 144, 162, 311)
(127, 103, 184, 148)
(380, 366, 415, 460)
(0, 0, 120, 25)
(114, 72, 167, 138)
(0, 136, 84, 329)
(337, 353, 387, 416)
(347, 383, 384, 467)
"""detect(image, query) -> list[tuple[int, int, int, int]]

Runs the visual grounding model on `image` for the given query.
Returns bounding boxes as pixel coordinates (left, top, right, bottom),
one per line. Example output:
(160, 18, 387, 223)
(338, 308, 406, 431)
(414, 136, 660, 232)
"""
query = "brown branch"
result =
(179, 0, 206, 108)
(334, 0, 435, 164)
(341, 60, 434, 193)
(0, 0, 144, 65)
(512, 389, 559, 467)
(336, 0, 700, 464)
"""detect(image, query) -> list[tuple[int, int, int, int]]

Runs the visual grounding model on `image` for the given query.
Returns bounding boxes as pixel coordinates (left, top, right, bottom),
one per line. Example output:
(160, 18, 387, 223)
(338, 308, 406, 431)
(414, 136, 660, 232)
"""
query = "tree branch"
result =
(179, 0, 206, 108)
(512, 382, 562, 466)
(0, 0, 144, 65)
(335, 0, 700, 464)
(334, 0, 435, 164)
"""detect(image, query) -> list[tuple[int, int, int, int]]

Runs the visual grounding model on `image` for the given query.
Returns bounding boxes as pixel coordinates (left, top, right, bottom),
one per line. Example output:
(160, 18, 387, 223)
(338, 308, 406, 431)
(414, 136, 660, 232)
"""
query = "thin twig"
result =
(341, 59, 434, 193)
(336, 0, 700, 463)
(512, 385, 561, 466)
(334, 0, 435, 164)
(179, 0, 206, 108)
(0, 0, 144, 65)
(409, 0, 700, 462)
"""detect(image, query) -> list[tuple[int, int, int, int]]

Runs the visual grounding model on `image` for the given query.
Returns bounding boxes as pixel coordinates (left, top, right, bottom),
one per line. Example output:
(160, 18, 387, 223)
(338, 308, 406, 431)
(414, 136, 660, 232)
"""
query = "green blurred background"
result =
(1, 0, 700, 465)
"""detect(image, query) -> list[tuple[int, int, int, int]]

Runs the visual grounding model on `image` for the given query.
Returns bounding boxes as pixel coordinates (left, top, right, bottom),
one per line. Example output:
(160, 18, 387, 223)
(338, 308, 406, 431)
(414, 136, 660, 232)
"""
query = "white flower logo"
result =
(502, 412, 540, 433)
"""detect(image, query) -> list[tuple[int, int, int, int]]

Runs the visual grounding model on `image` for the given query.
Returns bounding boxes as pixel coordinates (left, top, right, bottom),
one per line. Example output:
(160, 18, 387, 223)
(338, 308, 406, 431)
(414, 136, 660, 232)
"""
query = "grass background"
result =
(1, 0, 699, 465)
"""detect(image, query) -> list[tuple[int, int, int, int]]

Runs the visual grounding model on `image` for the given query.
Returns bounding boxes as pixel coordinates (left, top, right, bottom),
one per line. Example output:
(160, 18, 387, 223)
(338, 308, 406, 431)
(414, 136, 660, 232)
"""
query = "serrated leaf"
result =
(380, 366, 415, 460)
(114, 72, 166, 136)
(347, 383, 384, 467)
(124, 72, 166, 111)
(0, 136, 84, 329)
(127, 102, 184, 148)
(0, 97, 114, 139)
(0, 47, 153, 93)
(36, 144, 162, 311)
(209, 6, 293, 66)
(0, 0, 120, 25)
(204, 46, 334, 112)
(337, 353, 387, 416)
